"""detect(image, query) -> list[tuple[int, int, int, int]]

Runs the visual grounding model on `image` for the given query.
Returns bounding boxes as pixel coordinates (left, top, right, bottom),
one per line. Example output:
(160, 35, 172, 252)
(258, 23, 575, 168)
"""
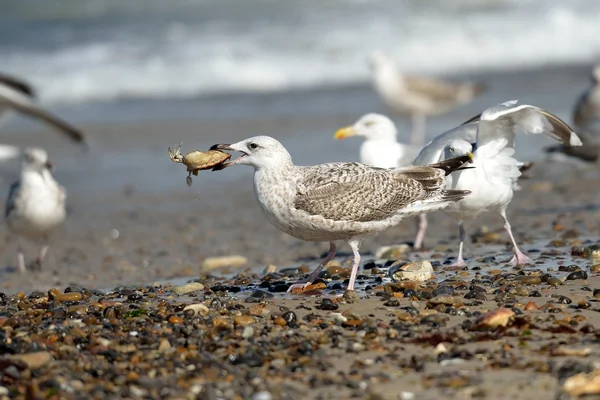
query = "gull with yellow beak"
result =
(334, 113, 420, 168)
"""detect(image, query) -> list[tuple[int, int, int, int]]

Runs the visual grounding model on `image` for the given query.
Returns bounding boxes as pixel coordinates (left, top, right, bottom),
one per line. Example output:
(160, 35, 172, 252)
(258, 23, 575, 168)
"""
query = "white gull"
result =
(333, 113, 420, 168)
(5, 148, 66, 273)
(413, 100, 582, 266)
(210, 135, 472, 293)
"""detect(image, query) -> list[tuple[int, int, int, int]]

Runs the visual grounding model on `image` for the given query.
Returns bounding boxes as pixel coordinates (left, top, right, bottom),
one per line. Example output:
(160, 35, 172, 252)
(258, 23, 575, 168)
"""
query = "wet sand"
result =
(0, 63, 599, 398)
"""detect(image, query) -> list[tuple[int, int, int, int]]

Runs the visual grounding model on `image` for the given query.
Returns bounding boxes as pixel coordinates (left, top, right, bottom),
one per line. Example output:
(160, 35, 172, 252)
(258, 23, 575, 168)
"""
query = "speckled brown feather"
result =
(294, 155, 471, 222)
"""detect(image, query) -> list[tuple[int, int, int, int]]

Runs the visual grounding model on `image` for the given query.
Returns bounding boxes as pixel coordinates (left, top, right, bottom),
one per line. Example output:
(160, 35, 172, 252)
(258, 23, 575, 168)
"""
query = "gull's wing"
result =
(0, 83, 87, 147)
(404, 75, 486, 104)
(475, 101, 581, 160)
(4, 181, 20, 218)
(413, 122, 478, 165)
(294, 163, 437, 222)
(545, 118, 600, 162)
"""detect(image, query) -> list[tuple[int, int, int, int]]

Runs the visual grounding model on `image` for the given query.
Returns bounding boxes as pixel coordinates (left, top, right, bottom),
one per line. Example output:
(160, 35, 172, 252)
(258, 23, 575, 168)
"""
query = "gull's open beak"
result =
(210, 144, 234, 151)
(334, 126, 356, 140)
(209, 143, 246, 170)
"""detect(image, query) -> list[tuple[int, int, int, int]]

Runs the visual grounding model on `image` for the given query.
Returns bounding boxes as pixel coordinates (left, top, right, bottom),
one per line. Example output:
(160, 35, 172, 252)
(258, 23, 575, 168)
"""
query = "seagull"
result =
(5, 148, 66, 273)
(413, 101, 582, 266)
(210, 135, 472, 293)
(572, 64, 600, 128)
(0, 73, 88, 147)
(333, 113, 420, 168)
(368, 50, 486, 147)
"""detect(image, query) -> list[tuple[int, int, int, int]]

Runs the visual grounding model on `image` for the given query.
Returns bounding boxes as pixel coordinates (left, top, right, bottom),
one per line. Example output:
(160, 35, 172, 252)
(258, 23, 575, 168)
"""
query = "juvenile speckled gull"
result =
(210, 135, 472, 292)
(413, 100, 582, 266)
(333, 113, 420, 168)
(545, 65, 600, 163)
(368, 50, 485, 146)
(572, 64, 600, 128)
(0, 73, 88, 147)
(5, 148, 66, 273)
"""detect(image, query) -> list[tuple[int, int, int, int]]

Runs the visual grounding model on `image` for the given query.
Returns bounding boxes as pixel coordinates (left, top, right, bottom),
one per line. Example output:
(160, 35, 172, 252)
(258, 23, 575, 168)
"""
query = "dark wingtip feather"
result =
(0, 73, 35, 98)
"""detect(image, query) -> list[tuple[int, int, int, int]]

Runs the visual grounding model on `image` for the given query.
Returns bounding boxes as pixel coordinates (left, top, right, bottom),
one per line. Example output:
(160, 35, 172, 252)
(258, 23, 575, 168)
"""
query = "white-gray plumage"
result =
(333, 113, 420, 168)
(0, 73, 87, 147)
(572, 65, 600, 128)
(5, 148, 66, 273)
(368, 50, 485, 147)
(415, 100, 582, 266)
(210, 135, 472, 292)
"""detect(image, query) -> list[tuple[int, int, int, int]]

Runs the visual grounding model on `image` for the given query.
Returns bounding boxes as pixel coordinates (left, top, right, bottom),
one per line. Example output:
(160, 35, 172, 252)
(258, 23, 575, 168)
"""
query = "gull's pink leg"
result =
(413, 214, 428, 250)
(287, 242, 337, 292)
(346, 239, 361, 291)
(17, 246, 26, 274)
(35, 245, 49, 270)
(451, 222, 468, 267)
(500, 209, 532, 266)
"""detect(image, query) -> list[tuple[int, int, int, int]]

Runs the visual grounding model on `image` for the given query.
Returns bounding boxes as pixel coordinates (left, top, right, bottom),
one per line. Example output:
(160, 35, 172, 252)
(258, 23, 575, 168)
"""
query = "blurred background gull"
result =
(1, 0, 600, 290)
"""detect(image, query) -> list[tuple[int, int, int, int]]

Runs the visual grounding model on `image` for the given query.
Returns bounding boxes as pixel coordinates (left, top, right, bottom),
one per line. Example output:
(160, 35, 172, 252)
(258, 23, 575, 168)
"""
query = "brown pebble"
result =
(304, 282, 326, 291)
(590, 264, 600, 273)
(56, 292, 83, 302)
(547, 277, 563, 287)
(524, 301, 539, 311)
(273, 317, 287, 326)
(168, 315, 184, 324)
(327, 265, 342, 275)
(233, 315, 255, 326)
(48, 288, 60, 300)
(342, 319, 362, 327)
(517, 276, 541, 285)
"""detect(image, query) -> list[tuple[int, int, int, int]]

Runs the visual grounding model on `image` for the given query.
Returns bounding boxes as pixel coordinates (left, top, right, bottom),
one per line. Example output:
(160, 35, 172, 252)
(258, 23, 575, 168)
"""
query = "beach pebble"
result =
(172, 282, 205, 295)
(375, 244, 411, 259)
(233, 316, 255, 326)
(8, 351, 53, 369)
(474, 308, 515, 329)
(566, 271, 588, 280)
(390, 260, 433, 282)
(263, 264, 277, 274)
(202, 255, 247, 271)
(183, 303, 209, 316)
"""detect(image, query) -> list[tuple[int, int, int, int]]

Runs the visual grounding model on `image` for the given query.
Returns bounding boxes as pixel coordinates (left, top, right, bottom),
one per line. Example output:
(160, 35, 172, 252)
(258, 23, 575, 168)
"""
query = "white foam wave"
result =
(4, 0, 600, 105)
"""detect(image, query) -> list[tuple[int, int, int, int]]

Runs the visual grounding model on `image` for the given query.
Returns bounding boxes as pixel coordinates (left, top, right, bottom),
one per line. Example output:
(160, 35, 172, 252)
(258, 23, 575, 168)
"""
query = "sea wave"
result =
(3, 0, 599, 105)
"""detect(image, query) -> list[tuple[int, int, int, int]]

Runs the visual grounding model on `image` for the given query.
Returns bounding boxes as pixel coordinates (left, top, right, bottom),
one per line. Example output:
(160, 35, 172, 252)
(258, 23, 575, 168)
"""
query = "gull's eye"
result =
(365, 121, 374, 127)
(449, 146, 455, 153)
(248, 142, 258, 150)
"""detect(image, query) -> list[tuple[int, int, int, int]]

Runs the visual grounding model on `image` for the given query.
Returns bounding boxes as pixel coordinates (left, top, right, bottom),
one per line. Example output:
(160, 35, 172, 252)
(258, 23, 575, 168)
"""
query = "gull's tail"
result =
(428, 154, 474, 176)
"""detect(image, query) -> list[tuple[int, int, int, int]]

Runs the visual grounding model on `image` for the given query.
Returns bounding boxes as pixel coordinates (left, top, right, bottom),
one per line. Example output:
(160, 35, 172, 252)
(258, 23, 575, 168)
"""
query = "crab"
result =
(168, 143, 231, 186)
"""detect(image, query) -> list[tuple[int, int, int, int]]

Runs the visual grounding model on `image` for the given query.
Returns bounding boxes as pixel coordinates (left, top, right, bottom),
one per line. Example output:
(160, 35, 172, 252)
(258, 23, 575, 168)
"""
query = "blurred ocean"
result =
(2, 0, 600, 105)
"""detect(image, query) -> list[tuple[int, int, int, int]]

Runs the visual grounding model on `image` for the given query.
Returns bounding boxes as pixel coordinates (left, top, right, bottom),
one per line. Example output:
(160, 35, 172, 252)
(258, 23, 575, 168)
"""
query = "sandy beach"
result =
(0, 61, 599, 399)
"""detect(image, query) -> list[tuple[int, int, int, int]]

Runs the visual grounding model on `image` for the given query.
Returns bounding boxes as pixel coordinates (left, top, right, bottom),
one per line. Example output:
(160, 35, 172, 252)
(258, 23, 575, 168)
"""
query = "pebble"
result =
(516, 276, 541, 285)
(273, 317, 287, 326)
(183, 303, 209, 316)
(56, 292, 83, 302)
(547, 277, 563, 287)
(7, 351, 53, 369)
(168, 315, 184, 324)
(375, 244, 411, 259)
(566, 271, 588, 280)
(202, 255, 247, 270)
(172, 282, 205, 295)
(390, 260, 433, 282)
(233, 316, 255, 326)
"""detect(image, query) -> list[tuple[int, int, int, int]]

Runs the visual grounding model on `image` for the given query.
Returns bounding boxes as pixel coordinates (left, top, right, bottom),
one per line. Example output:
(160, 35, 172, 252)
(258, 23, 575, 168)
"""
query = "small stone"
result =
(273, 317, 287, 326)
(566, 271, 588, 280)
(516, 276, 541, 285)
(55, 292, 83, 302)
(8, 351, 53, 369)
(233, 315, 255, 326)
(157, 339, 171, 353)
(524, 301, 539, 310)
(172, 282, 205, 295)
(183, 303, 209, 316)
(375, 244, 411, 259)
(263, 264, 277, 274)
(317, 298, 339, 311)
(390, 260, 433, 282)
(242, 326, 254, 339)
(202, 255, 247, 271)
(590, 264, 600, 272)
(547, 277, 563, 287)
(474, 308, 515, 329)
(168, 315, 184, 324)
